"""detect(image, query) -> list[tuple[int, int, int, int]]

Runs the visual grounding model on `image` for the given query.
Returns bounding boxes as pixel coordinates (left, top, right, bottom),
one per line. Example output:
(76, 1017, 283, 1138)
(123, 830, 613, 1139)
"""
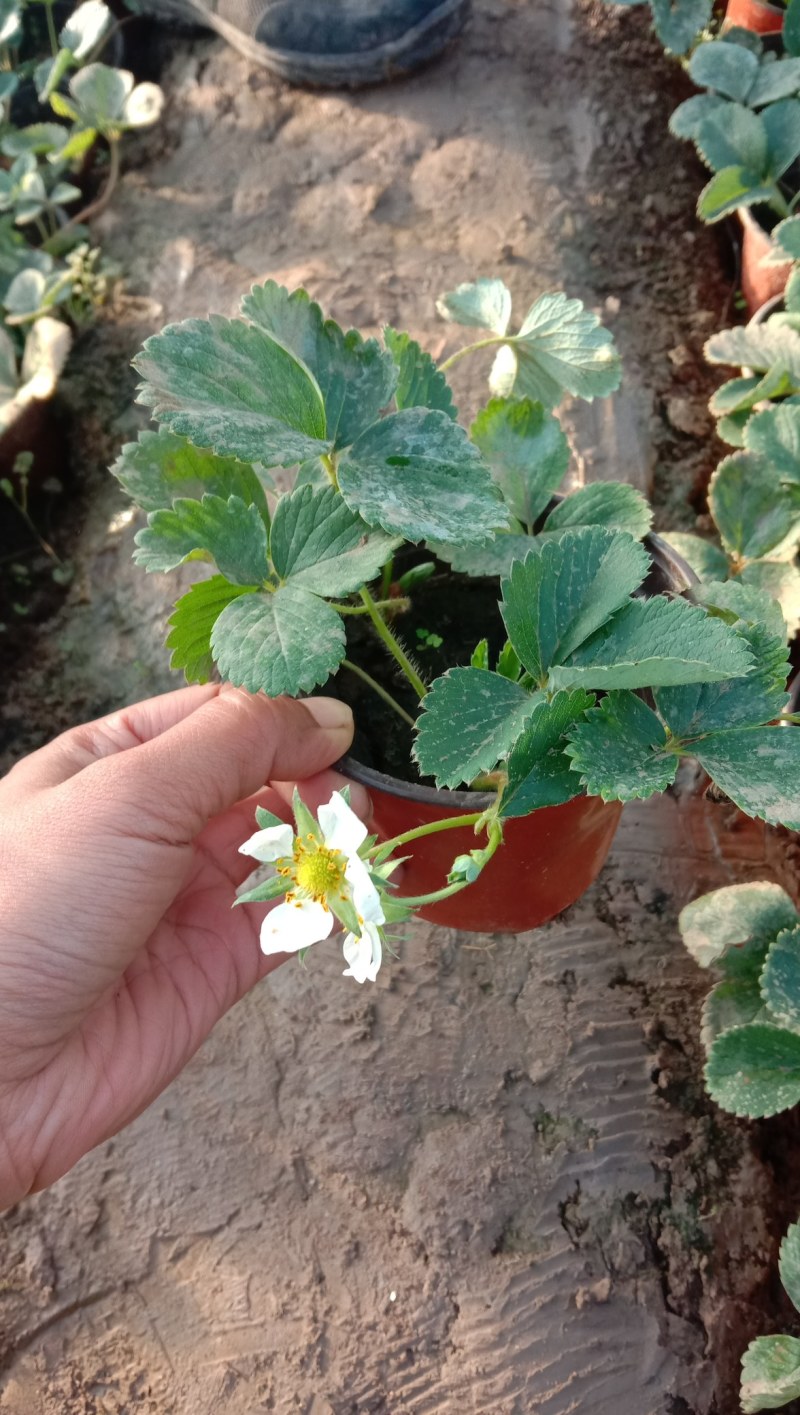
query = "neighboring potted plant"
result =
(669, 35, 800, 311)
(0, 0, 163, 470)
(107, 277, 800, 975)
(678, 882, 800, 1412)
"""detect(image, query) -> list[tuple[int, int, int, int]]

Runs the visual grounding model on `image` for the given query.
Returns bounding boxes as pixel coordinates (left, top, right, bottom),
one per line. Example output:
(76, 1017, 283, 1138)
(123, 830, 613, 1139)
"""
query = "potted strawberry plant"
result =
(670, 35, 800, 312)
(111, 278, 800, 976)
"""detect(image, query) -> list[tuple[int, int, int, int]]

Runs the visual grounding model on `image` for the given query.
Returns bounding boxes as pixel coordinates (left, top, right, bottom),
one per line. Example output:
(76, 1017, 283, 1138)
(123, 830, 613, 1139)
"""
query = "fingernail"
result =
(301, 697, 353, 731)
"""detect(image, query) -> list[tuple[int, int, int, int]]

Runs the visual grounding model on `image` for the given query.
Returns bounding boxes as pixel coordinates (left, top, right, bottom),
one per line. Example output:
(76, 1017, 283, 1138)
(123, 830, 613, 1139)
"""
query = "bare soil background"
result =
(1, 1, 799, 1411)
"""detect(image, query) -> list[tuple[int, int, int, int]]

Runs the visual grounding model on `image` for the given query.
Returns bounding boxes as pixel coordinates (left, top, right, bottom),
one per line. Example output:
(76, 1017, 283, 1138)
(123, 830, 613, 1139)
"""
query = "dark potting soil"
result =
(327, 556, 506, 786)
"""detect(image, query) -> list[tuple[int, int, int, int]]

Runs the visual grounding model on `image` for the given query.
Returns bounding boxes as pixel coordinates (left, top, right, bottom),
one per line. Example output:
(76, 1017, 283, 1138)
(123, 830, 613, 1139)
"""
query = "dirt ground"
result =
(2, 0, 799, 1411)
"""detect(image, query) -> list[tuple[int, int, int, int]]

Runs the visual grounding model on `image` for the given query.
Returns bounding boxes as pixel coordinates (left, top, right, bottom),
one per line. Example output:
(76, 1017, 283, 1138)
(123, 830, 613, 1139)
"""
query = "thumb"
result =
(86, 689, 355, 841)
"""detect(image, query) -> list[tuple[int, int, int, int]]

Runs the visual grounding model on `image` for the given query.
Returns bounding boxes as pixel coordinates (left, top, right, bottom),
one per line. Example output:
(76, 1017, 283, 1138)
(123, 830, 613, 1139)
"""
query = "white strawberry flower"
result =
(238, 790, 385, 976)
(342, 920, 383, 984)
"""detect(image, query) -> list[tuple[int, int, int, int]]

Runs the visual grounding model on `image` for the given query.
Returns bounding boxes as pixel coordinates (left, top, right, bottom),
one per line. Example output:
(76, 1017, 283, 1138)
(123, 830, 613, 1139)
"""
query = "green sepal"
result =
(255, 806, 288, 831)
(291, 787, 321, 843)
(235, 874, 291, 907)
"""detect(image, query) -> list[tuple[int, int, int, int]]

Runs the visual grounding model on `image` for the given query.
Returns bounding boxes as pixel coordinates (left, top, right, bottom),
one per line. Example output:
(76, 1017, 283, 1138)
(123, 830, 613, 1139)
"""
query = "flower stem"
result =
(398, 879, 470, 908)
(369, 811, 484, 863)
(45, 139, 121, 250)
(437, 335, 504, 373)
(341, 659, 416, 728)
(359, 586, 427, 699)
(44, 0, 58, 56)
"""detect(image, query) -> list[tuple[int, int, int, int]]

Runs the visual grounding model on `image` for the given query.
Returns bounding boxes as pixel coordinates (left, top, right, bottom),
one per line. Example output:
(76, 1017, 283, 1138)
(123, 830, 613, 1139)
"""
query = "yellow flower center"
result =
(294, 843, 346, 903)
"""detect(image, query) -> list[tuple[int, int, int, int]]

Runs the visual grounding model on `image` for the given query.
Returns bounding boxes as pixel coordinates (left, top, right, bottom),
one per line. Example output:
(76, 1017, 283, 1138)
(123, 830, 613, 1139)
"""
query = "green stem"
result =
(398, 879, 471, 908)
(333, 597, 409, 616)
(359, 586, 428, 699)
(44, 0, 58, 56)
(321, 452, 339, 489)
(369, 811, 484, 863)
(380, 554, 395, 601)
(341, 659, 416, 729)
(437, 335, 504, 373)
(769, 186, 791, 220)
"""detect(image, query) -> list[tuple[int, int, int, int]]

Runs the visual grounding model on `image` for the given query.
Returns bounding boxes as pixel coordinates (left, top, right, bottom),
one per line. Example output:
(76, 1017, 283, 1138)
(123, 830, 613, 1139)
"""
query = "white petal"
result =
(318, 790, 367, 856)
(260, 897, 334, 955)
(342, 921, 383, 983)
(238, 823, 294, 863)
(345, 852, 385, 926)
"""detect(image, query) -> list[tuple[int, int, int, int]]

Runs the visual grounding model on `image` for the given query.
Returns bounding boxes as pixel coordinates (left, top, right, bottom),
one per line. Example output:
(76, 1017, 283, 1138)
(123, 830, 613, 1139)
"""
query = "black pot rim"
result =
(337, 528, 697, 809)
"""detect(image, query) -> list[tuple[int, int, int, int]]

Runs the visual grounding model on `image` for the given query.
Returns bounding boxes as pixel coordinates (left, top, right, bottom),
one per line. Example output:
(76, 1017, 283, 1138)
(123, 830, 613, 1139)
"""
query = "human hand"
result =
(0, 684, 363, 1210)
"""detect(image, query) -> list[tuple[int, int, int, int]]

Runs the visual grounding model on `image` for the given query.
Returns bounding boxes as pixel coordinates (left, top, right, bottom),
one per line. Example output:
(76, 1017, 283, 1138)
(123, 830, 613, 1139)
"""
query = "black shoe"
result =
(141, 0, 471, 86)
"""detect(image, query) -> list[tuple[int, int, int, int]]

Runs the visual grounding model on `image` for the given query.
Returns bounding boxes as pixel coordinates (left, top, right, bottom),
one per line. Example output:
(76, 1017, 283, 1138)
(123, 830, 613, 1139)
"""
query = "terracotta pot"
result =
(724, 0, 784, 33)
(738, 207, 792, 317)
(339, 533, 696, 934)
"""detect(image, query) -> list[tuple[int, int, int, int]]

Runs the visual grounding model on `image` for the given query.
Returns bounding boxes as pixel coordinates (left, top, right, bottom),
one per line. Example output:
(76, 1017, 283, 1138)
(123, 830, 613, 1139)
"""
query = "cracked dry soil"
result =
(1, 1, 800, 1411)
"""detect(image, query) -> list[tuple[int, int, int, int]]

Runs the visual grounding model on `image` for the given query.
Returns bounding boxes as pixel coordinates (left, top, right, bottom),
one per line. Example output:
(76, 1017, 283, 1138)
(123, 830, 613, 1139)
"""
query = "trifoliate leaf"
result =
(760, 925, 800, 1028)
(741, 1334, 800, 1413)
(111, 428, 270, 517)
(780, 1222, 800, 1314)
(745, 405, 800, 484)
(661, 531, 729, 581)
(413, 667, 539, 788)
(651, 0, 712, 55)
(210, 584, 346, 696)
(741, 559, 800, 633)
(490, 292, 621, 407)
(268, 483, 398, 596)
(134, 494, 269, 586)
(551, 594, 753, 691)
(688, 40, 759, 103)
(240, 281, 397, 449)
(692, 579, 788, 640)
(65, 62, 129, 128)
(165, 574, 251, 682)
(542, 482, 653, 540)
(469, 396, 569, 527)
(383, 326, 456, 419)
(679, 882, 798, 968)
(134, 315, 330, 467)
(706, 322, 800, 380)
(337, 407, 508, 545)
(705, 1022, 800, 1117)
(436, 277, 512, 335)
(655, 621, 788, 736)
(694, 725, 800, 829)
(499, 527, 651, 684)
(564, 690, 678, 801)
(709, 454, 800, 561)
(692, 103, 767, 173)
(701, 976, 769, 1051)
(499, 689, 594, 816)
(697, 166, 777, 223)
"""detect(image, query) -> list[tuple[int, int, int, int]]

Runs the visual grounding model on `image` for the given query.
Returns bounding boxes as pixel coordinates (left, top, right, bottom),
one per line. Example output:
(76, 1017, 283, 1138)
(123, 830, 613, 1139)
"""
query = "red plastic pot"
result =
(724, 0, 784, 33)
(738, 207, 792, 317)
(340, 533, 696, 934)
